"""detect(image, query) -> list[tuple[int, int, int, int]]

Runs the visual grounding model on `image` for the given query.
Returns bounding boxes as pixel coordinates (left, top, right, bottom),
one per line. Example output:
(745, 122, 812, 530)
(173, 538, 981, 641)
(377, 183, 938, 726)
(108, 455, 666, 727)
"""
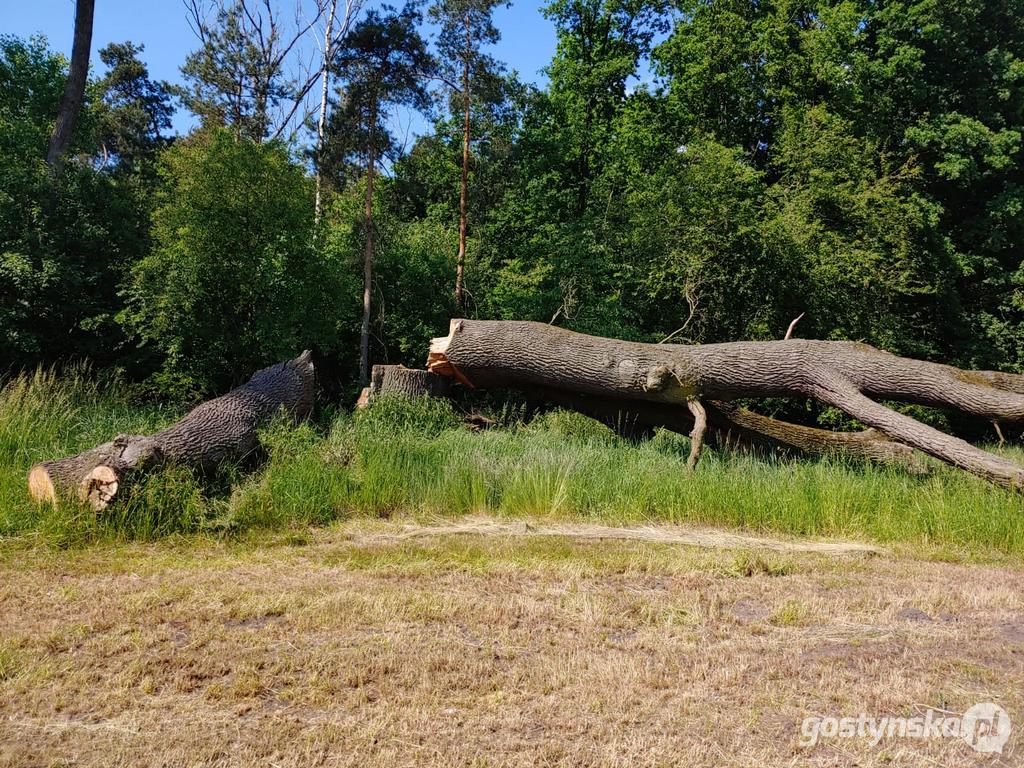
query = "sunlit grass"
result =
(2, 373, 1023, 559)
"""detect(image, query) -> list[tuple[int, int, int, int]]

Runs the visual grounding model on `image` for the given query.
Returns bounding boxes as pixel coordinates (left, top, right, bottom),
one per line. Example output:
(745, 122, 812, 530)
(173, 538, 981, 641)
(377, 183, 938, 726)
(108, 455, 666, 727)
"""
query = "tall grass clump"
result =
(226, 418, 355, 531)
(4, 370, 1024, 561)
(0, 367, 180, 541)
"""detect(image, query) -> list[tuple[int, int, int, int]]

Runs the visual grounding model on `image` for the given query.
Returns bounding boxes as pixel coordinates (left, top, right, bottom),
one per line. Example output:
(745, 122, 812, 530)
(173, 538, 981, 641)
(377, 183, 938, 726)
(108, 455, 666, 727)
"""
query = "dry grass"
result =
(345, 516, 886, 556)
(0, 519, 1021, 767)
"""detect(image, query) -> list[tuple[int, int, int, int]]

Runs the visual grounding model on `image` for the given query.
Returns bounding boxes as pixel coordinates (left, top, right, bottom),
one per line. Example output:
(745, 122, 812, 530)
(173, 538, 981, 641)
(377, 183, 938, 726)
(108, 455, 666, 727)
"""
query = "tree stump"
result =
(357, 364, 451, 408)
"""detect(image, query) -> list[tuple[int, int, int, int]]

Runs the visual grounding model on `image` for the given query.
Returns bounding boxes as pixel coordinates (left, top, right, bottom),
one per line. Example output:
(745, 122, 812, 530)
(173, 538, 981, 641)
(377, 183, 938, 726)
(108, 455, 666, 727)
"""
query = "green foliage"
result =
(6, 372, 1024, 562)
(325, 4, 435, 180)
(353, 393, 461, 438)
(374, 214, 459, 363)
(0, 36, 150, 370)
(121, 129, 347, 397)
(94, 41, 174, 174)
(178, 1, 289, 142)
(648, 0, 1024, 366)
(626, 138, 785, 343)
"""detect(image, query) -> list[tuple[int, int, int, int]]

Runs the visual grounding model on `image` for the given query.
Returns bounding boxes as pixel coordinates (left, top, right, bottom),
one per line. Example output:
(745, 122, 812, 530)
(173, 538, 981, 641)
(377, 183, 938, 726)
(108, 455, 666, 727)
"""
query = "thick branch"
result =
(686, 399, 707, 469)
(519, 385, 924, 470)
(810, 374, 1024, 490)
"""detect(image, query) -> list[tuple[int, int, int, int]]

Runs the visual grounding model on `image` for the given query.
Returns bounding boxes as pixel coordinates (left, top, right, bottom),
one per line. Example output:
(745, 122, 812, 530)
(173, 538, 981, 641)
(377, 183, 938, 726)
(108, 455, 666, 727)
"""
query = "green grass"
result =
(2, 371, 1024, 559)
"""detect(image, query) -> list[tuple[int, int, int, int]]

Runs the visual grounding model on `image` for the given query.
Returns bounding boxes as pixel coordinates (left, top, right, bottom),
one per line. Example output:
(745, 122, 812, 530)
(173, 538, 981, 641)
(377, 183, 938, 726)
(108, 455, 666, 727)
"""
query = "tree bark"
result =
(686, 398, 707, 469)
(313, 0, 338, 225)
(429, 320, 1024, 489)
(29, 352, 316, 510)
(357, 364, 452, 409)
(359, 97, 378, 386)
(372, 364, 451, 398)
(454, 13, 471, 308)
(46, 0, 96, 174)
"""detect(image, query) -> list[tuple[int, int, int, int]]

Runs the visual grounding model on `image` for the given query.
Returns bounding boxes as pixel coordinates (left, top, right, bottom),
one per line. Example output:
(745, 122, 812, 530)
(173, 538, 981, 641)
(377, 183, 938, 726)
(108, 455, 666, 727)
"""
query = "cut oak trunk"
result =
(429, 320, 1024, 490)
(357, 364, 452, 408)
(29, 352, 316, 510)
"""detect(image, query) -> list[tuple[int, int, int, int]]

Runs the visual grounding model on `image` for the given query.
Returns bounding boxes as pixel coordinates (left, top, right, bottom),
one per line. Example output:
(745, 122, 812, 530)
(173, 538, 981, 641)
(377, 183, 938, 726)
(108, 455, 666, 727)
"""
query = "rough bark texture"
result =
(429, 320, 1024, 489)
(371, 364, 452, 399)
(356, 364, 452, 409)
(29, 352, 316, 510)
(46, 0, 95, 173)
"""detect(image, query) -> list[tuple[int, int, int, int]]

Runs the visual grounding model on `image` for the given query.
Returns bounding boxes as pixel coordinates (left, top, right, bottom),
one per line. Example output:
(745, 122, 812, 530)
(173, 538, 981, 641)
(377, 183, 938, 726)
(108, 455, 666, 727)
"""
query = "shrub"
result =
(121, 129, 354, 398)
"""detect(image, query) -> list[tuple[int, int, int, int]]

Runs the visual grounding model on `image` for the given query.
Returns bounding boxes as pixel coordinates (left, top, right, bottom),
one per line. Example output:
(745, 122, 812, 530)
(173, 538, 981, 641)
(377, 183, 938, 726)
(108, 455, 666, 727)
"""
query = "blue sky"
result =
(4, 0, 560, 138)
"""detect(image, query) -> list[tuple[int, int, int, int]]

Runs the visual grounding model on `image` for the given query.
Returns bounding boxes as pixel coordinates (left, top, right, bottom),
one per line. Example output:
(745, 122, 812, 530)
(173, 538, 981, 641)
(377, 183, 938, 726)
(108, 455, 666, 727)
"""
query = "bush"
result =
(1, 36, 149, 370)
(121, 129, 354, 398)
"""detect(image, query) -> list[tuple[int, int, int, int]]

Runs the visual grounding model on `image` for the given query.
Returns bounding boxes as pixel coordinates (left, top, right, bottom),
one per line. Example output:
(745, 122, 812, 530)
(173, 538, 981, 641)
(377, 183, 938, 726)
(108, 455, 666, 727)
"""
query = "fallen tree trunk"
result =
(29, 351, 316, 510)
(429, 320, 1024, 489)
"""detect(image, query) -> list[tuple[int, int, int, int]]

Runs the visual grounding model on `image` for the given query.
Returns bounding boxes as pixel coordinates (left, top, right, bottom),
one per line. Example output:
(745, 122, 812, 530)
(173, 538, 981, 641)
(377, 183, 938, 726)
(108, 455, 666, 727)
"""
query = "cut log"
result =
(429, 320, 1024, 490)
(29, 351, 316, 510)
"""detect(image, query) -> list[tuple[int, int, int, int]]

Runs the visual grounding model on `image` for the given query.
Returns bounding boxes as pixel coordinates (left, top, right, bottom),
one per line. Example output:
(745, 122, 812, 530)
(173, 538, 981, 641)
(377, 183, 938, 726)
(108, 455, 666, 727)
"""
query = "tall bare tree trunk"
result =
(454, 13, 471, 308)
(359, 98, 378, 386)
(46, 0, 96, 174)
(314, 0, 338, 225)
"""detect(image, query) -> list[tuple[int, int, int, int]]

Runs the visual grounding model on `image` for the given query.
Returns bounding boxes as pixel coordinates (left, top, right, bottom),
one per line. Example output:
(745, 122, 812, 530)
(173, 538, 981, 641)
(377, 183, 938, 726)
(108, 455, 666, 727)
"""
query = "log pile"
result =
(29, 351, 316, 510)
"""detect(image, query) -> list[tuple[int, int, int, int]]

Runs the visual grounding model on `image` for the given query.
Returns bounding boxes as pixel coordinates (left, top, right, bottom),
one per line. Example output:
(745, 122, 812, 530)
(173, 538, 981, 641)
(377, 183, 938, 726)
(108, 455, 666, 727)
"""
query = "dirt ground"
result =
(0, 518, 1021, 767)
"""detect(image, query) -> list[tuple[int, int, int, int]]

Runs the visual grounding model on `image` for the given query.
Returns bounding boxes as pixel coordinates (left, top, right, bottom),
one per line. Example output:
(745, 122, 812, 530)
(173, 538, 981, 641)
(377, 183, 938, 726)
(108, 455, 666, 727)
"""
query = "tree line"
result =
(3, 0, 1024, 419)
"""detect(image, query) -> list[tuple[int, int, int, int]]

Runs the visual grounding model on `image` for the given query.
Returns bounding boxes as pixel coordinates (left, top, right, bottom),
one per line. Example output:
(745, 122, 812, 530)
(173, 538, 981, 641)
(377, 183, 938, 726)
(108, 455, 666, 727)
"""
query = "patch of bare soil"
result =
(351, 516, 886, 556)
(0, 520, 1020, 767)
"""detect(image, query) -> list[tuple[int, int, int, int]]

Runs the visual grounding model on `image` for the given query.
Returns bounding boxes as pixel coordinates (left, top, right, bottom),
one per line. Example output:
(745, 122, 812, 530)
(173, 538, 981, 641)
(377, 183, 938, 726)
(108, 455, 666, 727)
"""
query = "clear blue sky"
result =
(3, 0, 559, 138)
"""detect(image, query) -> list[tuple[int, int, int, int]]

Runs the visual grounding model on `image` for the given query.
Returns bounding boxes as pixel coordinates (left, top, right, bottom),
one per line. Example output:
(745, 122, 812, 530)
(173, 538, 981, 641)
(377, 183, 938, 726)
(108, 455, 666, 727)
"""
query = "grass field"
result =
(1, 371, 1023, 766)
(0, 522, 1021, 767)
(2, 369, 1024, 560)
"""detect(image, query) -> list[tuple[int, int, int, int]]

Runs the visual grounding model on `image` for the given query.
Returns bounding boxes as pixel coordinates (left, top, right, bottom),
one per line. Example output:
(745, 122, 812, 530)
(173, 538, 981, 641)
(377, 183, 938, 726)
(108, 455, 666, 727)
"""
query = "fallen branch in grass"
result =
(29, 352, 316, 510)
(522, 386, 926, 471)
(428, 320, 1024, 489)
